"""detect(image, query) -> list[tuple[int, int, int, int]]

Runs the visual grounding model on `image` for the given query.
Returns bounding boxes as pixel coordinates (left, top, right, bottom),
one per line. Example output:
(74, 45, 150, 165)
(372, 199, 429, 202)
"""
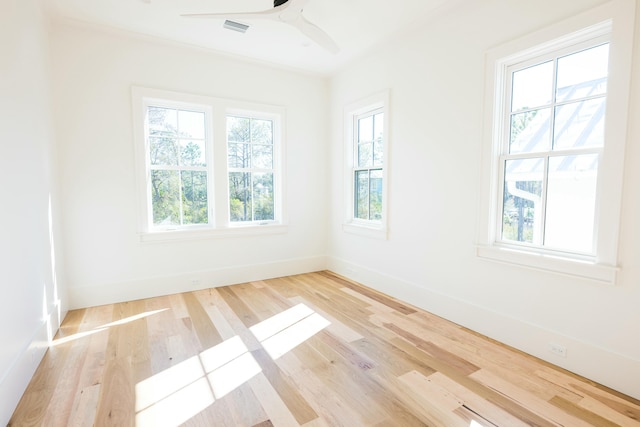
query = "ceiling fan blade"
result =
(292, 15, 339, 54)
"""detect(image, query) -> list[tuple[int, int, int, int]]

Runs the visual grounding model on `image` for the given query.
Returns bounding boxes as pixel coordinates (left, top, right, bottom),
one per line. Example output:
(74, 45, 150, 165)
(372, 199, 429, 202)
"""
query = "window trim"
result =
(343, 91, 390, 239)
(476, 0, 635, 285)
(132, 87, 287, 242)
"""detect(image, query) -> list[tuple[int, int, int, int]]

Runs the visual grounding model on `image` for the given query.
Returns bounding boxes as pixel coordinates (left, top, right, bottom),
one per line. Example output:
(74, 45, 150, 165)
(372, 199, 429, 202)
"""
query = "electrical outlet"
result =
(549, 342, 567, 358)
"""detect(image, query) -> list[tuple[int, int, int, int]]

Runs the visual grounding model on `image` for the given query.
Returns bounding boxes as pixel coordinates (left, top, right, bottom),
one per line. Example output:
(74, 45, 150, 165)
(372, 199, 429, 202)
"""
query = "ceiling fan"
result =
(182, 0, 339, 54)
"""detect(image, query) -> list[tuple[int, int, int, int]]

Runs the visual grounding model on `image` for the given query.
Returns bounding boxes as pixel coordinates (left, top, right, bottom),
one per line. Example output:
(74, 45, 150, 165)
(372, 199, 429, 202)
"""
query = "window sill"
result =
(476, 244, 618, 285)
(140, 224, 288, 243)
(343, 222, 388, 240)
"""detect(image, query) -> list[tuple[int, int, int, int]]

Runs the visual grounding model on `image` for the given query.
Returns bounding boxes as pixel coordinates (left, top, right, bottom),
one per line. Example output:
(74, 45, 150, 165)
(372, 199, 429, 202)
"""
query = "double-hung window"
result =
(343, 91, 390, 239)
(132, 87, 286, 241)
(477, 0, 635, 284)
(500, 41, 609, 254)
(354, 108, 384, 222)
(146, 104, 211, 229)
(227, 114, 278, 224)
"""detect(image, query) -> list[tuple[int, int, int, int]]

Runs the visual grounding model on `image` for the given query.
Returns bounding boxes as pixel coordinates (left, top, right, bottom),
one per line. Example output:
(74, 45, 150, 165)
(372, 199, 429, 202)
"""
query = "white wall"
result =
(328, 0, 640, 399)
(4, 2, 638, 422)
(50, 23, 329, 308)
(0, 0, 67, 423)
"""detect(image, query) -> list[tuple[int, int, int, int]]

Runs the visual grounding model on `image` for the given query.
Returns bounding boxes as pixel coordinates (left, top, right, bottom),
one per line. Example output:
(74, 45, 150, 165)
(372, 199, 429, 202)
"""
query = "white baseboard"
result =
(68, 255, 328, 309)
(1, 301, 65, 426)
(327, 256, 640, 400)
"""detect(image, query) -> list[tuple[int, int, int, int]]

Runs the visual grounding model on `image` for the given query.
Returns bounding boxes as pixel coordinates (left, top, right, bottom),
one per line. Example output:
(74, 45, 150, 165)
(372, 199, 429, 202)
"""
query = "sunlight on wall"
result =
(45, 194, 60, 344)
(47, 195, 58, 305)
(134, 303, 330, 425)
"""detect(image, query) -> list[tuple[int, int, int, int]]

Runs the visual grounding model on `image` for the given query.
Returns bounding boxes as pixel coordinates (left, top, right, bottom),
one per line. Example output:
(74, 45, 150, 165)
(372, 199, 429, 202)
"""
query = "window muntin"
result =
(145, 105, 211, 229)
(227, 115, 277, 224)
(353, 109, 384, 222)
(498, 41, 609, 255)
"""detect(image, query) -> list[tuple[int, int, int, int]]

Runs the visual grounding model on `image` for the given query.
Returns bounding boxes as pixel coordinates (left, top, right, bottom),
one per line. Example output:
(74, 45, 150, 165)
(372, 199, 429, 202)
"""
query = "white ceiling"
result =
(46, 0, 454, 75)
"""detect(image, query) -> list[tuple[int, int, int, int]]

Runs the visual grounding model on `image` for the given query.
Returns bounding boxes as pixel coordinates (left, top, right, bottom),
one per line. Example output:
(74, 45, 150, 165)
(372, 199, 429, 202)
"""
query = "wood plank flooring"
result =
(9, 271, 640, 426)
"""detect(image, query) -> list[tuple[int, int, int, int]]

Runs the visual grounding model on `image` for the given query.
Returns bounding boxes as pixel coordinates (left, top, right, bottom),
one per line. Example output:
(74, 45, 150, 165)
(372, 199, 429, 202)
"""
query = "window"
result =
(146, 104, 211, 228)
(132, 87, 286, 241)
(227, 114, 278, 224)
(343, 91, 389, 239)
(354, 109, 384, 221)
(477, 0, 635, 284)
(500, 41, 608, 254)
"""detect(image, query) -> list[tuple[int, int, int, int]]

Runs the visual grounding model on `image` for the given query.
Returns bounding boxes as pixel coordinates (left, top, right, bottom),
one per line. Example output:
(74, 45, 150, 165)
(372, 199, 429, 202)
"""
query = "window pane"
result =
(252, 144, 273, 169)
(178, 110, 205, 139)
(149, 136, 178, 166)
(181, 171, 208, 225)
(253, 173, 274, 221)
(227, 116, 250, 143)
(374, 113, 384, 140)
(151, 170, 180, 226)
(180, 140, 206, 167)
(228, 143, 250, 168)
(373, 113, 384, 166)
(358, 143, 373, 168)
(229, 172, 251, 222)
(553, 98, 605, 150)
(148, 107, 177, 136)
(502, 158, 544, 244)
(545, 154, 598, 253)
(511, 61, 554, 112)
(358, 115, 373, 143)
(556, 44, 609, 103)
(369, 169, 383, 221)
(510, 108, 551, 154)
(355, 171, 369, 220)
(251, 119, 273, 145)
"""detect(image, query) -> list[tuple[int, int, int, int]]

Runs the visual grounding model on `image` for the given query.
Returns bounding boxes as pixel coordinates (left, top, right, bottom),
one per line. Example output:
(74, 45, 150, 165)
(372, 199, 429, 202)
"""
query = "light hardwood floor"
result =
(9, 271, 640, 426)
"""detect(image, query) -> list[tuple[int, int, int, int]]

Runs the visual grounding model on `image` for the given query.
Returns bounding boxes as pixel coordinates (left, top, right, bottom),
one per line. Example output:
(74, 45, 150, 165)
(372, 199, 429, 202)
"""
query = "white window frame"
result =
(477, 0, 635, 285)
(226, 108, 283, 226)
(132, 87, 287, 242)
(343, 90, 390, 239)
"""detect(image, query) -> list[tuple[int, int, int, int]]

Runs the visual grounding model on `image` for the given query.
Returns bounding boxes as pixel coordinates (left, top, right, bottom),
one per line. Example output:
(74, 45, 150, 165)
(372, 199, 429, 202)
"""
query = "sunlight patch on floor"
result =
(249, 303, 331, 359)
(134, 303, 330, 424)
(51, 309, 169, 347)
(99, 309, 169, 328)
(51, 328, 108, 347)
(135, 335, 262, 424)
(135, 377, 214, 427)
(249, 303, 315, 341)
(200, 336, 262, 399)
